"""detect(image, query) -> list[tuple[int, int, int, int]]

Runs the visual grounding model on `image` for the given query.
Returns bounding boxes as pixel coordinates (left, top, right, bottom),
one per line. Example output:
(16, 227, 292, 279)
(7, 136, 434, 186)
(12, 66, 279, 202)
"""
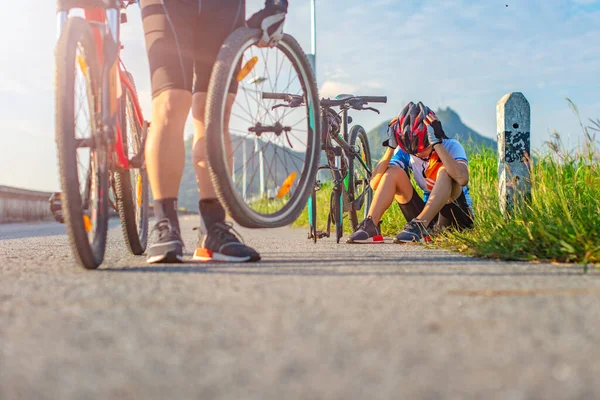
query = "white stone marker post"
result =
(497, 92, 531, 214)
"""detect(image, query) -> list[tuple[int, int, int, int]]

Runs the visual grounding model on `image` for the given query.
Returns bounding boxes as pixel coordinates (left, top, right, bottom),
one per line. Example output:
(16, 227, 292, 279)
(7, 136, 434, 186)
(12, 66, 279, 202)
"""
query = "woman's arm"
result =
(434, 144, 469, 186)
(370, 147, 396, 190)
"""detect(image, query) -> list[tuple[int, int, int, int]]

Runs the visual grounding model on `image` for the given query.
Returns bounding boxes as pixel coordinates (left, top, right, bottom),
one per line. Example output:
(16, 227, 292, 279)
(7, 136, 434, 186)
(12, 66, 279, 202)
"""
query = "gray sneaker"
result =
(393, 218, 432, 243)
(193, 222, 260, 262)
(346, 217, 384, 244)
(146, 219, 184, 264)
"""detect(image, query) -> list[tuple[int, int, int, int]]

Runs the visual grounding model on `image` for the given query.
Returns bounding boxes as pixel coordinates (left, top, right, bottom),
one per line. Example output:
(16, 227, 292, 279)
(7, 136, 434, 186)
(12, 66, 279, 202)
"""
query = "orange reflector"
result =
(136, 174, 143, 206)
(237, 56, 258, 82)
(277, 171, 297, 199)
(83, 215, 92, 232)
(77, 54, 88, 77)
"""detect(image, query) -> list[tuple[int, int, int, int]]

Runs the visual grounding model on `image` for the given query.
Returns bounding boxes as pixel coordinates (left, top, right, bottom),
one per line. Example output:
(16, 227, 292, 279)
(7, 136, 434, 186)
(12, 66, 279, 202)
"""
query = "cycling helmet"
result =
(392, 101, 433, 154)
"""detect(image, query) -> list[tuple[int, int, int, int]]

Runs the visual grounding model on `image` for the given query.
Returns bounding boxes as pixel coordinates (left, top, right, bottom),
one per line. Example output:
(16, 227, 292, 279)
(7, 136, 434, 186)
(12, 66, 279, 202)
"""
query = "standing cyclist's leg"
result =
(191, 93, 235, 228)
(189, 0, 259, 262)
(140, 0, 195, 263)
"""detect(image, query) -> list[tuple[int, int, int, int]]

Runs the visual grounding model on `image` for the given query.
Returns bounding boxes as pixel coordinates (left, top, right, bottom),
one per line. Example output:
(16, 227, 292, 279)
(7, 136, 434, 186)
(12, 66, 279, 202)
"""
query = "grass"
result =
(294, 106, 600, 266)
(437, 137, 600, 265)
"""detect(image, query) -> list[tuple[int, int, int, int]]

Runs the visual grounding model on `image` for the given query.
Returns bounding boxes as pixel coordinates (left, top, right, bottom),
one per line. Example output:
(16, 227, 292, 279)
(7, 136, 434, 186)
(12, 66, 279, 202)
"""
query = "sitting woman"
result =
(347, 101, 474, 244)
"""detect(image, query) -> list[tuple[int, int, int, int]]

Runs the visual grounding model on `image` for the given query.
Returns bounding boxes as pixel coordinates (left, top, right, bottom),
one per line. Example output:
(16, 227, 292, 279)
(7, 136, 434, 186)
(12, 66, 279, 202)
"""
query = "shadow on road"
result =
(101, 257, 589, 277)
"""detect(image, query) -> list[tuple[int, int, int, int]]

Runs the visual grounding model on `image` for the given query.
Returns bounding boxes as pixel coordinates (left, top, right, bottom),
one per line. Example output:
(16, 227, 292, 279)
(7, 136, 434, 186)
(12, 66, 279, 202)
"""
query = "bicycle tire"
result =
(348, 125, 373, 230)
(205, 27, 320, 228)
(55, 17, 108, 269)
(308, 188, 317, 243)
(114, 71, 149, 255)
(330, 189, 343, 244)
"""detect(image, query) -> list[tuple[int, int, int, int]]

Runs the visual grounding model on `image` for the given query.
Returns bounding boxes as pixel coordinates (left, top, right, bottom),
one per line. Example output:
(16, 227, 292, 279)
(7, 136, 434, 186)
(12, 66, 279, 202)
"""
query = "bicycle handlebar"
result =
(262, 92, 387, 111)
(319, 96, 387, 107)
(262, 92, 289, 100)
(360, 96, 387, 104)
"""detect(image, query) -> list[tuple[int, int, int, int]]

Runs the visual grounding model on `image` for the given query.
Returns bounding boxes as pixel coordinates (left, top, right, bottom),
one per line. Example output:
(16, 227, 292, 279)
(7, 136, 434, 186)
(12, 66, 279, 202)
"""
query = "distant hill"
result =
(366, 107, 496, 160)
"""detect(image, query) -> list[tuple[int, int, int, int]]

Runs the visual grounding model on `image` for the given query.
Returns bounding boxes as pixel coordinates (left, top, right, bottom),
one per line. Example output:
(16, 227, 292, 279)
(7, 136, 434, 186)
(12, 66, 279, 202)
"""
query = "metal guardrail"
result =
(0, 185, 54, 223)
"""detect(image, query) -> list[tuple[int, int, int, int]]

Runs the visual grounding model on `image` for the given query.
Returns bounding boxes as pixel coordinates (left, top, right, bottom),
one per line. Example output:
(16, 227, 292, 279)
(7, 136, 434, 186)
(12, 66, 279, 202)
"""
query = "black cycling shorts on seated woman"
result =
(140, 0, 245, 97)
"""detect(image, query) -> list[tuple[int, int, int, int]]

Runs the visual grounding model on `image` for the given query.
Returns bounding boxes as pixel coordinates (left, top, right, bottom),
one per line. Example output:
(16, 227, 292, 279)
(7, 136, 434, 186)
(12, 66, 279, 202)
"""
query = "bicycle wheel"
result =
(55, 17, 108, 269)
(330, 188, 343, 244)
(114, 72, 149, 255)
(205, 27, 320, 228)
(308, 187, 317, 243)
(348, 125, 373, 230)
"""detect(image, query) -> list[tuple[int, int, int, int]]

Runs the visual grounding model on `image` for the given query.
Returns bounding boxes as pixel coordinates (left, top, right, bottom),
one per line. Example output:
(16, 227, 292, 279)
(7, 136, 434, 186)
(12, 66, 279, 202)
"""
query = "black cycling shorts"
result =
(140, 0, 245, 97)
(398, 189, 474, 231)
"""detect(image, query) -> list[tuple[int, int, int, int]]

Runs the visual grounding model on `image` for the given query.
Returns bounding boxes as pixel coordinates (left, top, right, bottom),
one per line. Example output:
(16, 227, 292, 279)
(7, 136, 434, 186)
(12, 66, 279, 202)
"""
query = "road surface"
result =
(1, 218, 599, 399)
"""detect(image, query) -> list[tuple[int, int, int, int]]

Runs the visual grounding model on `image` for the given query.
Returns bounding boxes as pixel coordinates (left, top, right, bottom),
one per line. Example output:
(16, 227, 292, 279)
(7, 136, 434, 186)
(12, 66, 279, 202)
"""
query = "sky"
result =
(0, 0, 599, 191)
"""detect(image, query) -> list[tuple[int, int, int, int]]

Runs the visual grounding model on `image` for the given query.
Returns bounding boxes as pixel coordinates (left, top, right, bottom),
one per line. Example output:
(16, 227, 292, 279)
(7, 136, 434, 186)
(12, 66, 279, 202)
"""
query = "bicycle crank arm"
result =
(249, 122, 291, 136)
(128, 152, 145, 169)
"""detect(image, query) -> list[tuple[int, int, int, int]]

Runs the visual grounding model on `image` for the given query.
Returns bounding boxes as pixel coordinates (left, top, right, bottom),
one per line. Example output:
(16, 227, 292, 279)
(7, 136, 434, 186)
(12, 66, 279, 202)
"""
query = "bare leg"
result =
(190, 92, 260, 262)
(145, 89, 191, 263)
(417, 168, 463, 224)
(368, 166, 413, 225)
(145, 89, 192, 199)
(191, 93, 236, 199)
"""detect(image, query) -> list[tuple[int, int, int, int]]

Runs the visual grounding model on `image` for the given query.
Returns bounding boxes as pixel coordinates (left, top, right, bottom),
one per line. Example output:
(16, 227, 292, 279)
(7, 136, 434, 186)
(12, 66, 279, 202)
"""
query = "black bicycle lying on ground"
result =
(262, 93, 387, 243)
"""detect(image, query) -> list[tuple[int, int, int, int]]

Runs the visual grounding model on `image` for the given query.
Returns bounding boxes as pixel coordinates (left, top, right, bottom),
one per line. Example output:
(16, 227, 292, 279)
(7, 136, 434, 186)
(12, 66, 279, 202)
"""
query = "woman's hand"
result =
(424, 112, 448, 146)
(247, 0, 288, 48)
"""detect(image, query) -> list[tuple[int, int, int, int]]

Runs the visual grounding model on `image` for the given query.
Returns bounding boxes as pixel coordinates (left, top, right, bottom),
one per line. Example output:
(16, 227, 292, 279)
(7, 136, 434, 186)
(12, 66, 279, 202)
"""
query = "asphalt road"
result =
(1, 218, 599, 400)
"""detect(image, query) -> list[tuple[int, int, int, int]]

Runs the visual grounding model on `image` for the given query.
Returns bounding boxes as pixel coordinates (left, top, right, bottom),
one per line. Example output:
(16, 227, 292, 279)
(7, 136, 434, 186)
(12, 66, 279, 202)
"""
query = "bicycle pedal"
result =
(48, 192, 65, 223)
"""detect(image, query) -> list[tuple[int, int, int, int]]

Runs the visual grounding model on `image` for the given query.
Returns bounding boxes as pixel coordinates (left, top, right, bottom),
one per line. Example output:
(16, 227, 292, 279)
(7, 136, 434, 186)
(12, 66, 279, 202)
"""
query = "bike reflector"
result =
(136, 174, 143, 206)
(237, 56, 258, 82)
(83, 215, 92, 232)
(77, 54, 88, 77)
(277, 171, 297, 199)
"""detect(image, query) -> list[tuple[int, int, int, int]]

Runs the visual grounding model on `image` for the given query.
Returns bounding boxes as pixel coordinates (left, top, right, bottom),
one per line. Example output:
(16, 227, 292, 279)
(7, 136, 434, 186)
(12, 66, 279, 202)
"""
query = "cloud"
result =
(365, 80, 384, 89)
(320, 81, 358, 98)
(0, 77, 28, 96)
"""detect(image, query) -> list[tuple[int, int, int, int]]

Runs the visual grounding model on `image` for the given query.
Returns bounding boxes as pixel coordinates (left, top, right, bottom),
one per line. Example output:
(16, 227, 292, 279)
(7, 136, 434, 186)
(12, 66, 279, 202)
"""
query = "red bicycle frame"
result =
(116, 67, 146, 169)
(58, 2, 146, 171)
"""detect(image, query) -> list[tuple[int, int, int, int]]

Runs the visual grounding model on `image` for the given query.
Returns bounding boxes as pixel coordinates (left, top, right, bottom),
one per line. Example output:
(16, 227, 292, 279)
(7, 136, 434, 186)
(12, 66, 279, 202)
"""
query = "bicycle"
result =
(262, 93, 386, 243)
(203, 26, 321, 229)
(53, 0, 149, 269)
